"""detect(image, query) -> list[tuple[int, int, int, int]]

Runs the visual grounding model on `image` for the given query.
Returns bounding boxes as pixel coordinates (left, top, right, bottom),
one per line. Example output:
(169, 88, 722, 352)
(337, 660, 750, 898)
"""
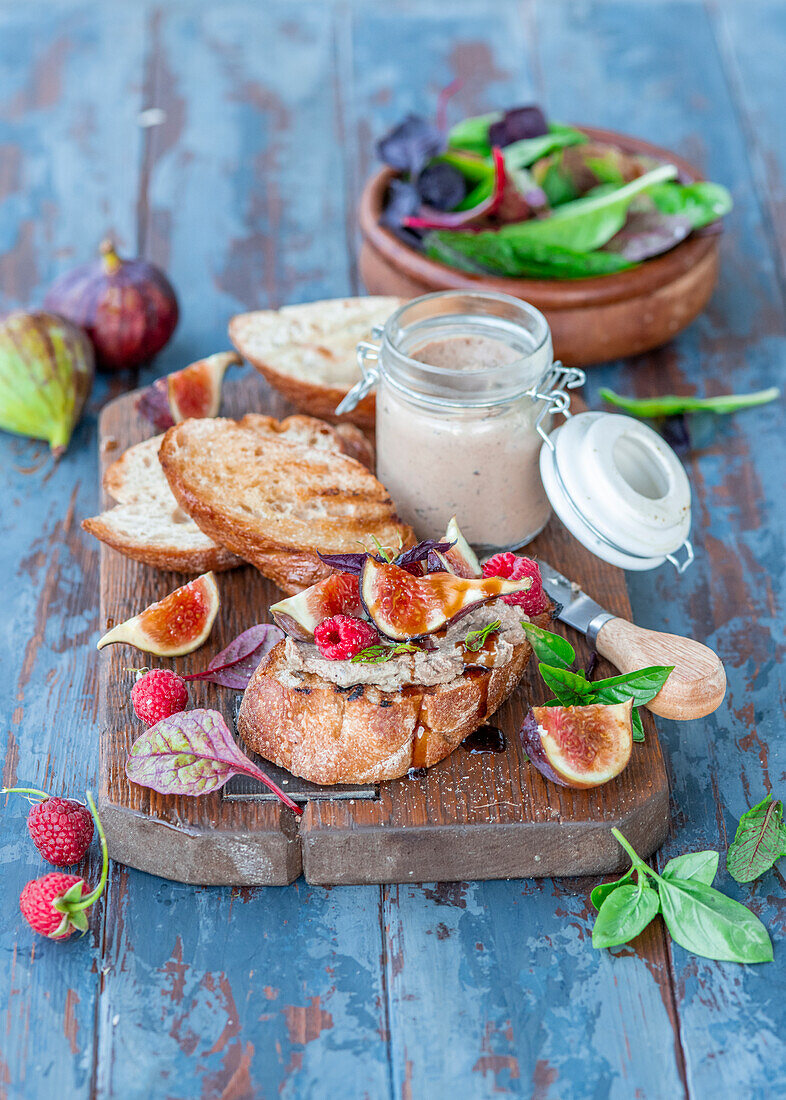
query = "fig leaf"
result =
(184, 624, 283, 689)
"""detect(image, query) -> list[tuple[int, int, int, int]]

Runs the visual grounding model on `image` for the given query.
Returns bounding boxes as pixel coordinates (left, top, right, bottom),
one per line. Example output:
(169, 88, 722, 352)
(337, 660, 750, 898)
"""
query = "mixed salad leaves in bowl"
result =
(375, 101, 732, 281)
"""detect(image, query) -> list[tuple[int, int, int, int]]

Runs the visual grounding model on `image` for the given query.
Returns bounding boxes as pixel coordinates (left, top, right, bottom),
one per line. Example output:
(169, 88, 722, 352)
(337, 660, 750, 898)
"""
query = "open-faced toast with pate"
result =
(158, 415, 412, 594)
(237, 519, 554, 784)
(228, 296, 403, 428)
(83, 414, 375, 574)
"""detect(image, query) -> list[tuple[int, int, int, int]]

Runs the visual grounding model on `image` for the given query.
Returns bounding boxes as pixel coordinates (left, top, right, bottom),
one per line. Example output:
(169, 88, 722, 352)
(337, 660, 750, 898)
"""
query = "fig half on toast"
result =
(360, 557, 532, 641)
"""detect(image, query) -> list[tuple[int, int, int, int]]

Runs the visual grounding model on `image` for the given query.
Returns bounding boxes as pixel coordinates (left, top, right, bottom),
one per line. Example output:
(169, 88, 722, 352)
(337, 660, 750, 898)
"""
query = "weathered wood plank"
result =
(346, 3, 686, 1097)
(0, 5, 147, 1098)
(91, 5, 392, 1096)
(538, 1, 786, 1095)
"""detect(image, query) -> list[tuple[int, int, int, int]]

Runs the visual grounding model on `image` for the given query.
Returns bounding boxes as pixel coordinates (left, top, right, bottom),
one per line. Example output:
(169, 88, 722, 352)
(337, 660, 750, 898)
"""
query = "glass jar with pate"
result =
(337, 290, 582, 554)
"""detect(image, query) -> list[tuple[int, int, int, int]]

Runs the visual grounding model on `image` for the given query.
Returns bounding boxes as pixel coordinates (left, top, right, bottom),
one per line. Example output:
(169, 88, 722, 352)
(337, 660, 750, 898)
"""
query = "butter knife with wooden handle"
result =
(536, 559, 726, 720)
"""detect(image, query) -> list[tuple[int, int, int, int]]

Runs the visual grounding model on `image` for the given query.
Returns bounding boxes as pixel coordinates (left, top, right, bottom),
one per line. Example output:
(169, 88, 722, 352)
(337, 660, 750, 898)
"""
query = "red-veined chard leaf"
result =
(727, 795, 786, 883)
(183, 624, 283, 689)
(125, 708, 301, 814)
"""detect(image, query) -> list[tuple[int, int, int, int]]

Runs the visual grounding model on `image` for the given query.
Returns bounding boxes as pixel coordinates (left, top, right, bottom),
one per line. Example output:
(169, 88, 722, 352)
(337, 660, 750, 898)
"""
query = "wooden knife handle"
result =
(595, 617, 726, 720)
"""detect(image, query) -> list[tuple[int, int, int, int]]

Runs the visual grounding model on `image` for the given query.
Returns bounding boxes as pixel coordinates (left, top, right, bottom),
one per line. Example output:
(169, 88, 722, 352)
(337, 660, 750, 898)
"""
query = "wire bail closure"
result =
(334, 340, 381, 416)
(528, 363, 586, 447)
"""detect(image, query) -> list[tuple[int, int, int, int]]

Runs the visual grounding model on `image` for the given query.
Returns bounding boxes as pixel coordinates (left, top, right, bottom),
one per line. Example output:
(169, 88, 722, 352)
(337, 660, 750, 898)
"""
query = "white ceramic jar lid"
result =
(539, 411, 693, 572)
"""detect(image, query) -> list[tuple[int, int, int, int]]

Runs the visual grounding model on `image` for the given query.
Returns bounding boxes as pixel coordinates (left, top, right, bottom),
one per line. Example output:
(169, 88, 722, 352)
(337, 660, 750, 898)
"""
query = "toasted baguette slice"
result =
(84, 415, 372, 574)
(229, 296, 403, 429)
(159, 417, 412, 593)
(82, 503, 243, 573)
(237, 637, 535, 785)
(84, 435, 244, 573)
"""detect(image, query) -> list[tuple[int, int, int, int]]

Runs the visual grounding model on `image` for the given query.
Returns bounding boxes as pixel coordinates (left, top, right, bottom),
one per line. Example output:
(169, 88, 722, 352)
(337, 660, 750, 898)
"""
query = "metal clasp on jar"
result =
(334, 325, 385, 416)
(527, 362, 586, 447)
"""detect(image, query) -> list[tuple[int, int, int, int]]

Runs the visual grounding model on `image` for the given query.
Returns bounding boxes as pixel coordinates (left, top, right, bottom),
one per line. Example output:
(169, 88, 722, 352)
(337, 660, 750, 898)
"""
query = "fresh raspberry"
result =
(131, 668, 188, 726)
(28, 796, 94, 866)
(19, 873, 89, 938)
(314, 615, 380, 660)
(483, 553, 548, 615)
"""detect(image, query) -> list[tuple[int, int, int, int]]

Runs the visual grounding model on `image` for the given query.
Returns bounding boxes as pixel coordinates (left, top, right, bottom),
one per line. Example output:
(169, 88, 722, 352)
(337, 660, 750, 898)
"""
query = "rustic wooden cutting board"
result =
(97, 372, 669, 886)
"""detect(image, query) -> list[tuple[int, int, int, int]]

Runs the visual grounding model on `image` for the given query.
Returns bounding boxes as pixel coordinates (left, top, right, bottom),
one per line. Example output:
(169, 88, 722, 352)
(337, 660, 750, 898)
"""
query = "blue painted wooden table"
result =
(1, 1, 784, 1096)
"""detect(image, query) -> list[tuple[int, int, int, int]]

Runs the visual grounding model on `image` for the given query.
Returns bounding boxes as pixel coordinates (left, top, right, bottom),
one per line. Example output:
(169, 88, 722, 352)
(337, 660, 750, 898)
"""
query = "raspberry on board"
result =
(131, 668, 189, 726)
(483, 553, 549, 615)
(314, 615, 380, 660)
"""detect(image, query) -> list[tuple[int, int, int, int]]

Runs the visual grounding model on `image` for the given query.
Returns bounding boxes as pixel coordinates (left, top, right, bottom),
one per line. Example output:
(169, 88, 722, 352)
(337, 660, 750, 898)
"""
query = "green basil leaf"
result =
(538, 663, 593, 706)
(631, 706, 645, 743)
(590, 866, 635, 911)
(592, 883, 660, 949)
(589, 665, 673, 706)
(662, 850, 719, 886)
(600, 386, 779, 419)
(727, 795, 786, 883)
(521, 623, 576, 670)
(657, 878, 773, 964)
(498, 164, 677, 251)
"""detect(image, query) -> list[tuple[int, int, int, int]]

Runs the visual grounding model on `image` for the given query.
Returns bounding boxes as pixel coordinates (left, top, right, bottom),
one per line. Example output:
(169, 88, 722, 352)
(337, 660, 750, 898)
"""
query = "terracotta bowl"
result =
(358, 127, 720, 368)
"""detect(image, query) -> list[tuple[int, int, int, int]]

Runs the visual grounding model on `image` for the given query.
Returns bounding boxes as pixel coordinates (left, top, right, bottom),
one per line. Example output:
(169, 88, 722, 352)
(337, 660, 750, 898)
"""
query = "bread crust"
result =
(237, 636, 535, 785)
(228, 297, 404, 430)
(240, 358, 377, 429)
(159, 417, 412, 594)
(81, 514, 243, 573)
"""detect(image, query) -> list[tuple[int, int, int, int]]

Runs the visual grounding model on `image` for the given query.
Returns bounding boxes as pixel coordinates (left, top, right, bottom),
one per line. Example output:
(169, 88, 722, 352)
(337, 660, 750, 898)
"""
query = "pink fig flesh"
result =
(360, 557, 531, 641)
(270, 572, 363, 641)
(521, 700, 633, 789)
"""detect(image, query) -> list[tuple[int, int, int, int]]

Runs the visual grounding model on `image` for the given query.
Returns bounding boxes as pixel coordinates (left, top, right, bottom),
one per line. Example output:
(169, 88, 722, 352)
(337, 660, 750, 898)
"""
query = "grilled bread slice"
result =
(237, 608, 552, 785)
(159, 416, 412, 593)
(229, 296, 404, 429)
(83, 415, 373, 574)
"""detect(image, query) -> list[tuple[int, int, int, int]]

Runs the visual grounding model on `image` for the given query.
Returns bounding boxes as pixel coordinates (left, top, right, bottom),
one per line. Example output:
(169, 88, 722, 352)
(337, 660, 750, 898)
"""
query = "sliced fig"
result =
(270, 572, 363, 641)
(97, 572, 220, 656)
(360, 557, 531, 641)
(168, 351, 241, 422)
(520, 700, 633, 789)
(437, 515, 482, 578)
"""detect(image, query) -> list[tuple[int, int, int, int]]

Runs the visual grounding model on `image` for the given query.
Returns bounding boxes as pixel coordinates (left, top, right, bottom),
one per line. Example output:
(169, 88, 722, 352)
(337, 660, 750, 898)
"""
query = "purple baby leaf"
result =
(125, 708, 301, 814)
(316, 551, 370, 574)
(488, 106, 548, 147)
(135, 377, 174, 431)
(395, 540, 454, 569)
(377, 114, 445, 175)
(184, 624, 283, 689)
(604, 210, 693, 262)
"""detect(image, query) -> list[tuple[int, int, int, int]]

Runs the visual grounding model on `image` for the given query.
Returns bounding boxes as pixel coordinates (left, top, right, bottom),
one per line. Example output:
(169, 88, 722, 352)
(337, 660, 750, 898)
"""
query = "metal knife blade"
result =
(535, 559, 615, 644)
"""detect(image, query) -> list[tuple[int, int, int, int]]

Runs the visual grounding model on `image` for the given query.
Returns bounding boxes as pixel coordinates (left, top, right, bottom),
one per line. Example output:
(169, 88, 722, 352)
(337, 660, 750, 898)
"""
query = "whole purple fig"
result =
(44, 240, 179, 373)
